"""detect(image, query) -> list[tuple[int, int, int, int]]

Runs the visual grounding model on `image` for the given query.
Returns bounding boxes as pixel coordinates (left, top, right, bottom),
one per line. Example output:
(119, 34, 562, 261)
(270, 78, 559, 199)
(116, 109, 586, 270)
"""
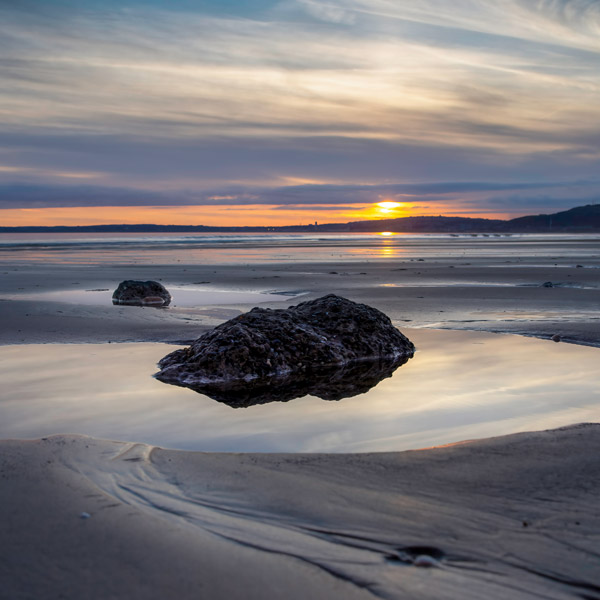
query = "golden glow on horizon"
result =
(0, 204, 512, 227)
(0, 205, 362, 227)
(379, 231, 394, 236)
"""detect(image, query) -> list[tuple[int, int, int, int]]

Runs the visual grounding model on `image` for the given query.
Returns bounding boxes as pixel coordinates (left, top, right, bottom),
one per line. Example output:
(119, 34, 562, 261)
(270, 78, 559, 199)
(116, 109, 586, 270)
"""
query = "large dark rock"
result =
(112, 280, 171, 307)
(156, 294, 414, 405)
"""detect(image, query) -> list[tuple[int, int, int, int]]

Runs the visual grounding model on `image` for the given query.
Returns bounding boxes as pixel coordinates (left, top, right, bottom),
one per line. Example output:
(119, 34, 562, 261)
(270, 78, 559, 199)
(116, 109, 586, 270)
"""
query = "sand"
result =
(1, 424, 599, 599)
(1, 254, 599, 346)
(1, 237, 599, 598)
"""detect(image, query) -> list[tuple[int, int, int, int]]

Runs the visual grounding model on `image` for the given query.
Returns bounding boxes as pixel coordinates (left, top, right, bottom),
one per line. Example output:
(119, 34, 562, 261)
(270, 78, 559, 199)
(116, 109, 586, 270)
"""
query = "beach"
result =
(1, 232, 599, 598)
(2, 233, 600, 346)
(2, 426, 599, 599)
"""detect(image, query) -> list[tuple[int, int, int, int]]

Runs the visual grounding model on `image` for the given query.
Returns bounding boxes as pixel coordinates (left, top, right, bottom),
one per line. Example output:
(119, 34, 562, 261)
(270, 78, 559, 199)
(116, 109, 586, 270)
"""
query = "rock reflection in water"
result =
(156, 355, 411, 408)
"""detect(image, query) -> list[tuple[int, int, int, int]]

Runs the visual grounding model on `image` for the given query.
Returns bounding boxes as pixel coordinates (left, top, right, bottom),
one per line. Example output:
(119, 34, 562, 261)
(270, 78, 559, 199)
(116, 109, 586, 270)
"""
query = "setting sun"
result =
(376, 201, 403, 214)
(376, 202, 403, 209)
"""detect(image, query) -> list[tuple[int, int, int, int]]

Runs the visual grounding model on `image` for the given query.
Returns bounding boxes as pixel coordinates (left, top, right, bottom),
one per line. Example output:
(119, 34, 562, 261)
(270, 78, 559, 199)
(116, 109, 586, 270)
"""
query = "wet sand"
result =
(1, 424, 599, 600)
(1, 253, 599, 345)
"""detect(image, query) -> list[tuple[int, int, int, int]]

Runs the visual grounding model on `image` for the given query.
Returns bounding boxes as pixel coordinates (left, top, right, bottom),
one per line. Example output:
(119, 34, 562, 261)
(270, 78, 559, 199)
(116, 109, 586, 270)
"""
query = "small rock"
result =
(80, 512, 91, 519)
(541, 281, 554, 288)
(551, 334, 561, 343)
(112, 280, 171, 307)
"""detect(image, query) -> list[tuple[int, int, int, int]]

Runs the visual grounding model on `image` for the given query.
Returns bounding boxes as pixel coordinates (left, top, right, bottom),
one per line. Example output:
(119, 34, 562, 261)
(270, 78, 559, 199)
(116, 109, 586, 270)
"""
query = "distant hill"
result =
(506, 204, 600, 231)
(322, 215, 508, 233)
(1, 203, 599, 234)
(330, 204, 600, 233)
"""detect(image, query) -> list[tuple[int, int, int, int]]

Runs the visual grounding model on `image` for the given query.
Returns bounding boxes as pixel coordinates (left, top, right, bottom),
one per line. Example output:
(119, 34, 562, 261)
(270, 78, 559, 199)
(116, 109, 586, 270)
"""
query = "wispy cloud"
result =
(2, 180, 598, 215)
(2, 1, 598, 147)
(0, 0, 598, 218)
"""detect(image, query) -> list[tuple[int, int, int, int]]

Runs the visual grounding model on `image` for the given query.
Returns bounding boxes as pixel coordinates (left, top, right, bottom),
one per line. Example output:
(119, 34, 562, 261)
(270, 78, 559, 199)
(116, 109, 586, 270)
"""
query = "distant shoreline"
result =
(1, 203, 599, 234)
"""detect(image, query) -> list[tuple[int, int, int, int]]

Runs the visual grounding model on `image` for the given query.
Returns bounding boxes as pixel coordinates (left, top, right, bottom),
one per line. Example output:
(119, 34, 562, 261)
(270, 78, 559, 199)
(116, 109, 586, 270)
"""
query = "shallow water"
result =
(1, 329, 598, 452)
(5, 286, 301, 307)
(1, 231, 599, 265)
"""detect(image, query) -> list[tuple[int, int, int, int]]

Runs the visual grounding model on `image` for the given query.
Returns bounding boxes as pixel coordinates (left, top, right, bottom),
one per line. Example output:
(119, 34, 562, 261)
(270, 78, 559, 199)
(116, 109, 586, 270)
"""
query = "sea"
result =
(1, 231, 600, 265)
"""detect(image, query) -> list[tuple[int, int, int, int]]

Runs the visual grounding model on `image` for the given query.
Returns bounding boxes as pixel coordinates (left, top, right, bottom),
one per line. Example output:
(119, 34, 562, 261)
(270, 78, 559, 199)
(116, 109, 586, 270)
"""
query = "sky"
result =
(1, 0, 599, 226)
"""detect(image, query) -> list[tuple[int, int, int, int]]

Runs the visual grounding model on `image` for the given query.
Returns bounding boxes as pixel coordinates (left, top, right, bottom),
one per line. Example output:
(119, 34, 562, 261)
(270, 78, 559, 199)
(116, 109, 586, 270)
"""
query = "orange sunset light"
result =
(0, 205, 359, 228)
(376, 201, 403, 212)
(0, 201, 512, 228)
(347, 200, 409, 221)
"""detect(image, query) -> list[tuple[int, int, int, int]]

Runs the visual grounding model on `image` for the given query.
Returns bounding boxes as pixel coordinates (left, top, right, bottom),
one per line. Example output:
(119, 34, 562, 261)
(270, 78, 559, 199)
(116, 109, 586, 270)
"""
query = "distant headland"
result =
(1, 204, 599, 234)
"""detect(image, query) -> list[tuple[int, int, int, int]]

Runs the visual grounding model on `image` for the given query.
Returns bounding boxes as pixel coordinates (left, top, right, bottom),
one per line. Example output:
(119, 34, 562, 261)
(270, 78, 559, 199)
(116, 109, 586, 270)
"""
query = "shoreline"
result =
(1, 423, 599, 599)
(1, 255, 599, 347)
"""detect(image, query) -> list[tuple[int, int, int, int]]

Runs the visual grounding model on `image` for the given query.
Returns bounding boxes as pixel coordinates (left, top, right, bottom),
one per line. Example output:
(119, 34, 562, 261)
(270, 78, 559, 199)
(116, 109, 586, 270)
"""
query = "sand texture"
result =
(1, 423, 599, 599)
(1, 251, 599, 346)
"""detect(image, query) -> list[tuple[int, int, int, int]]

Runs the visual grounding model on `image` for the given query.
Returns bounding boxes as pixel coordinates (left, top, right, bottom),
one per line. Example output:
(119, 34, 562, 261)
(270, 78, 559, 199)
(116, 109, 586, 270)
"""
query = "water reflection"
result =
(0, 329, 598, 452)
(4, 287, 297, 307)
(2, 232, 599, 265)
(157, 355, 411, 408)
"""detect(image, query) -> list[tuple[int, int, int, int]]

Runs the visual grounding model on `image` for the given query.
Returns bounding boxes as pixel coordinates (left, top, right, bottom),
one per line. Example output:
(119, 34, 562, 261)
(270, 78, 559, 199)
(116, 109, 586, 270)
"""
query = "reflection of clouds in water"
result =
(0, 329, 598, 452)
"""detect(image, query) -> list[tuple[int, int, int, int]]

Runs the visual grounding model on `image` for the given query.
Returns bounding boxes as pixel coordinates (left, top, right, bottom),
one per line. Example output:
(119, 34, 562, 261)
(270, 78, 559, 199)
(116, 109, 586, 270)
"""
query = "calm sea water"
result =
(1, 329, 598, 452)
(1, 231, 599, 265)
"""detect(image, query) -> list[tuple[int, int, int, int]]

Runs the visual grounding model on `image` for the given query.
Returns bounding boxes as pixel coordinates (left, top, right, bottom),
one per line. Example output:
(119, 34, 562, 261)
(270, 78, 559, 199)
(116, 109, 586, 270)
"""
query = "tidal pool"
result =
(5, 286, 299, 307)
(0, 329, 598, 452)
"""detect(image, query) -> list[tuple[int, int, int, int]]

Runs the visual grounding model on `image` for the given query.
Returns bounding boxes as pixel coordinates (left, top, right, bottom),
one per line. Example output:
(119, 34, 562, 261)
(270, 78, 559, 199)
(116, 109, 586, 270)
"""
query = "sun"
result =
(375, 201, 403, 214)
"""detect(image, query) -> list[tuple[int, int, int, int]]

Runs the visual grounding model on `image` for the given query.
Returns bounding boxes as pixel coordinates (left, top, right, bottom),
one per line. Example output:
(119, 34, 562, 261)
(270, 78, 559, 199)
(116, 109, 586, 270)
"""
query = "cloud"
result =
(0, 0, 598, 216)
(2, 180, 599, 214)
(1, 0, 599, 151)
(472, 193, 600, 212)
(271, 205, 360, 211)
(305, 0, 600, 52)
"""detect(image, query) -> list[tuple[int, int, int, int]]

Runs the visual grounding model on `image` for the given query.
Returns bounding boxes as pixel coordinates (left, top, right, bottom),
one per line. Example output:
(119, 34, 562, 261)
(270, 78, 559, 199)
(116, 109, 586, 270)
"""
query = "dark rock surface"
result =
(156, 294, 415, 405)
(112, 280, 171, 307)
